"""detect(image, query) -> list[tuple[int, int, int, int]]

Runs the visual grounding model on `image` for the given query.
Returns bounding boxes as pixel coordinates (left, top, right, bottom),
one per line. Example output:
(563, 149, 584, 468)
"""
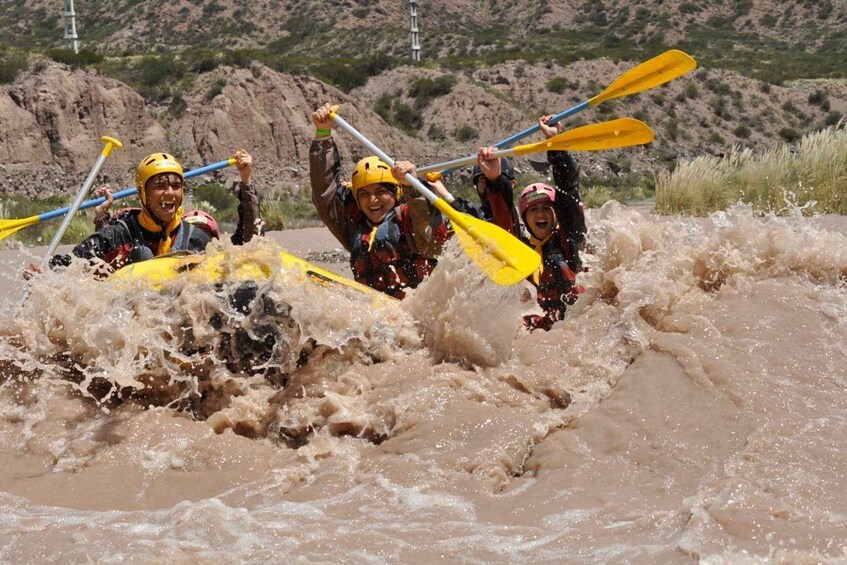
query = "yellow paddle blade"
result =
(513, 118, 653, 155)
(435, 200, 540, 286)
(0, 215, 40, 241)
(589, 49, 697, 106)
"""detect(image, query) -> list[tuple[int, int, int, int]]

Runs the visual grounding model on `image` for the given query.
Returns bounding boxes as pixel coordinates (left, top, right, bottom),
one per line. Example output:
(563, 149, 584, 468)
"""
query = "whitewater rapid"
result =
(1, 203, 845, 563)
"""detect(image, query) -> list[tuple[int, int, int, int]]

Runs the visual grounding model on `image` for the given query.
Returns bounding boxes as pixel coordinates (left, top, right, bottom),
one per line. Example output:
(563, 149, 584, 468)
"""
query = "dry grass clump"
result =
(655, 123, 847, 215)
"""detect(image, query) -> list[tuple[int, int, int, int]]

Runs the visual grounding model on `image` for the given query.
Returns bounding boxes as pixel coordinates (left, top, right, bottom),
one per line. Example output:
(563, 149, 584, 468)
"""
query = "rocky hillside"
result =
(2, 0, 845, 59)
(1, 53, 845, 200)
(0, 58, 424, 199)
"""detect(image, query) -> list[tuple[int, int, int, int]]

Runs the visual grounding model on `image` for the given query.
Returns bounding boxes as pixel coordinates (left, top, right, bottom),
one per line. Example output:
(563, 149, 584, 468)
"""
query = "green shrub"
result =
(46, 48, 104, 68)
(684, 81, 699, 99)
(779, 127, 800, 142)
(97, 56, 179, 102)
(260, 200, 286, 231)
(408, 75, 456, 109)
(825, 111, 843, 126)
(734, 124, 751, 138)
(666, 118, 680, 140)
(259, 192, 320, 229)
(454, 123, 478, 142)
(427, 124, 446, 141)
(581, 172, 653, 208)
(0, 50, 27, 84)
(392, 102, 423, 132)
(204, 78, 226, 102)
(782, 100, 799, 114)
(221, 49, 253, 69)
(709, 132, 726, 144)
(760, 14, 777, 27)
(705, 14, 732, 27)
(547, 76, 569, 94)
(711, 97, 732, 120)
(705, 78, 731, 95)
(202, 1, 225, 16)
(169, 93, 187, 118)
(0, 194, 95, 246)
(656, 125, 847, 215)
(808, 89, 826, 106)
(192, 183, 238, 222)
(139, 55, 187, 87)
(373, 93, 393, 122)
(817, 1, 834, 19)
(184, 49, 220, 73)
(733, 0, 753, 17)
(313, 60, 368, 92)
(312, 56, 397, 93)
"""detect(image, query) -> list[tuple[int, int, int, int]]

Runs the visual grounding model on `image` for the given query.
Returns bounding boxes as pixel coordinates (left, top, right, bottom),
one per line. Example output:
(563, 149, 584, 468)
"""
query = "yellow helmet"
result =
(135, 153, 184, 204)
(350, 156, 400, 198)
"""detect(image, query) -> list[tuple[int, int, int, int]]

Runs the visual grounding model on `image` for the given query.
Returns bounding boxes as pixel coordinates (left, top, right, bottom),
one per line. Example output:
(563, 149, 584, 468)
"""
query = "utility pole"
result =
(63, 0, 79, 53)
(409, 0, 420, 61)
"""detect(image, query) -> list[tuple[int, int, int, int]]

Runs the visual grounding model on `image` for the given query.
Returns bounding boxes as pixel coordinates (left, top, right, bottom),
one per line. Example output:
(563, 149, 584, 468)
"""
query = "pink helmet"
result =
(183, 209, 220, 239)
(518, 183, 556, 218)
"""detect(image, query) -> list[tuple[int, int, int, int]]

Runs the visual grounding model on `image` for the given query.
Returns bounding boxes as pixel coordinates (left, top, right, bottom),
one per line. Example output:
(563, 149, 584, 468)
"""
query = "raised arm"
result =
(230, 149, 265, 245)
(309, 102, 356, 250)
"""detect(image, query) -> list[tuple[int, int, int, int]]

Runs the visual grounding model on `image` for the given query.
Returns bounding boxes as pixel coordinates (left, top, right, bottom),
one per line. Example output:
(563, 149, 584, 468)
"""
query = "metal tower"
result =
(63, 0, 79, 53)
(409, 0, 420, 61)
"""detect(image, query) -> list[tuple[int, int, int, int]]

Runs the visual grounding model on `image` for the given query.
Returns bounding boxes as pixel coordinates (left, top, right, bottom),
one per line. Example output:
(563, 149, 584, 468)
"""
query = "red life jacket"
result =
(349, 205, 445, 299)
(524, 228, 585, 330)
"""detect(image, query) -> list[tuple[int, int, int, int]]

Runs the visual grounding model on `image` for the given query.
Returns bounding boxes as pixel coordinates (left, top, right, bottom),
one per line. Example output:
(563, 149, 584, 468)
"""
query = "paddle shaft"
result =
(493, 50, 695, 149)
(34, 158, 235, 224)
(421, 111, 581, 178)
(417, 118, 653, 177)
(417, 146, 521, 177)
(21, 137, 121, 308)
(498, 103, 588, 151)
(329, 113, 441, 208)
(39, 137, 121, 269)
(429, 49, 695, 177)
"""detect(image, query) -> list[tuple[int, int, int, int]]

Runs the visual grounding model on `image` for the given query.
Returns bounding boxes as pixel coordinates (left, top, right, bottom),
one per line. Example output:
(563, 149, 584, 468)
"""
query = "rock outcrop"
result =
(168, 65, 428, 195)
(1, 64, 167, 198)
(0, 60, 431, 199)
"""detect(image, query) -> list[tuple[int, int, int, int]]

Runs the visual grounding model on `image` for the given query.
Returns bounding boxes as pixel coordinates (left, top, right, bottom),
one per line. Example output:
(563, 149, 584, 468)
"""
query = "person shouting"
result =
(309, 102, 450, 299)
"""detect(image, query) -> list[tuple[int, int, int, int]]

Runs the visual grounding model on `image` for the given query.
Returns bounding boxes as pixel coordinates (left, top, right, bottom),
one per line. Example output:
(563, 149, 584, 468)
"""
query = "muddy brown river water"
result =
(1, 203, 845, 563)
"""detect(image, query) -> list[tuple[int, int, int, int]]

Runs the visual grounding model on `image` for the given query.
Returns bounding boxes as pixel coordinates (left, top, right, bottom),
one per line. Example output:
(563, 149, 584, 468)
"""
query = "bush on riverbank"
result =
(655, 123, 847, 215)
(0, 195, 91, 246)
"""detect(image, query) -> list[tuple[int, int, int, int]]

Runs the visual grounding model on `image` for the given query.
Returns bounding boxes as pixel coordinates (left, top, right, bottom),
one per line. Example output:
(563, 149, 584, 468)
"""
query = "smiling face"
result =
(524, 202, 557, 240)
(144, 173, 184, 224)
(355, 183, 397, 224)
